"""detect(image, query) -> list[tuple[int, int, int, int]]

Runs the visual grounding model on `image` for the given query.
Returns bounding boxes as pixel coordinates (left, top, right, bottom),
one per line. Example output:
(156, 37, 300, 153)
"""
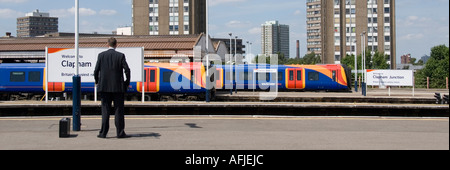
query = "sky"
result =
(0, 0, 449, 63)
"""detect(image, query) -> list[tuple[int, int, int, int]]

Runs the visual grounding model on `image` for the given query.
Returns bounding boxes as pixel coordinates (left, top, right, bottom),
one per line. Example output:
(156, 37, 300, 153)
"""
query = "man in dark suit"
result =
(94, 37, 131, 138)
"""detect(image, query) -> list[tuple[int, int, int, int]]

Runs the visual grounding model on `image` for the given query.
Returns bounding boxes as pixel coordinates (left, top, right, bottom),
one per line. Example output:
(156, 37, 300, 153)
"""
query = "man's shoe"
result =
(97, 134, 107, 139)
(117, 134, 131, 139)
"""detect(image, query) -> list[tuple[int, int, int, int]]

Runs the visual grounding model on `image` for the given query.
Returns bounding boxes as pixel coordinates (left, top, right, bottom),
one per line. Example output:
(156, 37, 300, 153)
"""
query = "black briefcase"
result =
(59, 118, 71, 138)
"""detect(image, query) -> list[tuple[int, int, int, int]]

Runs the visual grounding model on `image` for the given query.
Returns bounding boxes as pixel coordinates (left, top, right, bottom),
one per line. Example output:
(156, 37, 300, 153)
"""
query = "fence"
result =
(415, 77, 449, 89)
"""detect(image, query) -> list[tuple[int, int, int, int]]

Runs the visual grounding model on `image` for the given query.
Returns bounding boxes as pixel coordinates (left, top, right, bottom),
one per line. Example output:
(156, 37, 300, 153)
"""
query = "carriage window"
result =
(10, 72, 25, 82)
(215, 70, 221, 81)
(297, 70, 302, 81)
(226, 72, 236, 81)
(210, 72, 215, 82)
(271, 73, 277, 81)
(289, 70, 294, 81)
(190, 70, 196, 83)
(29, 71, 41, 82)
(308, 72, 319, 81)
(163, 72, 172, 82)
(278, 72, 284, 81)
(256, 73, 271, 82)
(239, 72, 253, 81)
(150, 70, 156, 83)
(144, 71, 147, 82)
(332, 71, 336, 82)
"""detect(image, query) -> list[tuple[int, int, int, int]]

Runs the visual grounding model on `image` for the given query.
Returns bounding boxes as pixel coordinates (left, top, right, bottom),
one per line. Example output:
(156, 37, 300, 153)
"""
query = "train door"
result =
(43, 68, 65, 92)
(331, 69, 337, 89)
(215, 68, 223, 89)
(287, 68, 304, 89)
(144, 68, 158, 93)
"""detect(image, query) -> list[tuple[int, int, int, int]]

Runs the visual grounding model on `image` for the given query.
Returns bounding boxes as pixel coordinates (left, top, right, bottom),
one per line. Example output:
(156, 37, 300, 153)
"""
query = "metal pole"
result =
(361, 33, 364, 95)
(72, 0, 81, 131)
(354, 39, 358, 92)
(142, 47, 145, 103)
(75, 0, 79, 76)
(362, 32, 366, 96)
(234, 36, 238, 94)
(229, 33, 233, 95)
(235, 36, 237, 62)
(246, 41, 249, 64)
(205, 0, 210, 103)
(413, 71, 415, 97)
(45, 47, 48, 103)
(248, 42, 253, 55)
(349, 0, 353, 57)
(363, 32, 367, 96)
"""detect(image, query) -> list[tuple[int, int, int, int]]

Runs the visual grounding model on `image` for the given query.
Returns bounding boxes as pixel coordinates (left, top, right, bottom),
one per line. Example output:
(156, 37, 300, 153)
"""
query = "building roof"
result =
(0, 34, 203, 52)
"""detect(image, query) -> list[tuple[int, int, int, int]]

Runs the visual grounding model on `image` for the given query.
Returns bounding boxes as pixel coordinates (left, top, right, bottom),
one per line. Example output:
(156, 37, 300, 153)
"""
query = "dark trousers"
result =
(99, 92, 126, 137)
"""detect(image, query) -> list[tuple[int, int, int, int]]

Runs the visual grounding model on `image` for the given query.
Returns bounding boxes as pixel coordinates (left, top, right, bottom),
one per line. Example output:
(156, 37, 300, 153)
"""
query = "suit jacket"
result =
(94, 49, 131, 93)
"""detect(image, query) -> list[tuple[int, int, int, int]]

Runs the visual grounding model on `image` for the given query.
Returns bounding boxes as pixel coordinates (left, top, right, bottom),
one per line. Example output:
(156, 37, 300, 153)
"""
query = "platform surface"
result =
(0, 116, 448, 150)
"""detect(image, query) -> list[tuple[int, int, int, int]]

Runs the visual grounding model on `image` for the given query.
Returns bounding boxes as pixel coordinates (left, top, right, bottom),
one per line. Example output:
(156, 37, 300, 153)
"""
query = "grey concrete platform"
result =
(0, 116, 448, 150)
(216, 89, 450, 104)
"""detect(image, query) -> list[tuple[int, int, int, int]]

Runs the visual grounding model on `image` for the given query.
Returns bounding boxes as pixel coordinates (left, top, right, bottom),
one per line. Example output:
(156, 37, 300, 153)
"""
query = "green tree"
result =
(415, 45, 449, 88)
(342, 53, 365, 70)
(342, 50, 389, 70)
(252, 52, 288, 65)
(301, 52, 321, 64)
(372, 51, 390, 69)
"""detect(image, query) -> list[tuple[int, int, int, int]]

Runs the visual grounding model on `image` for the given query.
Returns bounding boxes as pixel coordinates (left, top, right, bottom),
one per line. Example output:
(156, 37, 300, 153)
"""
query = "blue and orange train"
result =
(0, 63, 352, 101)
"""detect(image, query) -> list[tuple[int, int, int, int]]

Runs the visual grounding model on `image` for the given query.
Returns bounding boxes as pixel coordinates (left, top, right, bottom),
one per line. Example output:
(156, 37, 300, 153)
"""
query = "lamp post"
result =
(205, 0, 210, 102)
(354, 39, 358, 92)
(246, 41, 249, 63)
(235, 36, 238, 63)
(234, 36, 238, 94)
(72, 0, 81, 131)
(249, 42, 252, 64)
(361, 31, 367, 96)
(229, 33, 233, 95)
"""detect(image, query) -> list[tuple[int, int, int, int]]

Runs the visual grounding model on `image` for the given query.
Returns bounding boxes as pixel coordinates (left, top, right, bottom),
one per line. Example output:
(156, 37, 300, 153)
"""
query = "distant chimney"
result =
(296, 40, 300, 59)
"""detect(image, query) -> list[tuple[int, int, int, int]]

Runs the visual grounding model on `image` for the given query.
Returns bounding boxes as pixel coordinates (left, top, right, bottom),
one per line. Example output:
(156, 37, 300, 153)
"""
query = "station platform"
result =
(0, 115, 448, 150)
(216, 88, 449, 104)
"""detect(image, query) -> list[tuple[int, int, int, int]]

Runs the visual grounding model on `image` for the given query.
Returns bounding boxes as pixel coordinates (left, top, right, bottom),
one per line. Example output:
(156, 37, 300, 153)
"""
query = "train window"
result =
(215, 70, 221, 81)
(332, 71, 336, 82)
(144, 71, 147, 82)
(278, 72, 284, 81)
(29, 71, 41, 82)
(289, 70, 294, 81)
(297, 70, 302, 81)
(10, 72, 25, 82)
(163, 72, 172, 83)
(210, 72, 215, 82)
(150, 70, 156, 83)
(225, 72, 236, 81)
(256, 73, 271, 82)
(239, 72, 253, 81)
(308, 72, 319, 81)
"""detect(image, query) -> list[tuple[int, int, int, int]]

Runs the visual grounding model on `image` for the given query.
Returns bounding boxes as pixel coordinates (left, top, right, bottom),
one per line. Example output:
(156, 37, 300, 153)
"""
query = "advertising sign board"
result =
(46, 47, 143, 83)
(367, 70, 413, 87)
